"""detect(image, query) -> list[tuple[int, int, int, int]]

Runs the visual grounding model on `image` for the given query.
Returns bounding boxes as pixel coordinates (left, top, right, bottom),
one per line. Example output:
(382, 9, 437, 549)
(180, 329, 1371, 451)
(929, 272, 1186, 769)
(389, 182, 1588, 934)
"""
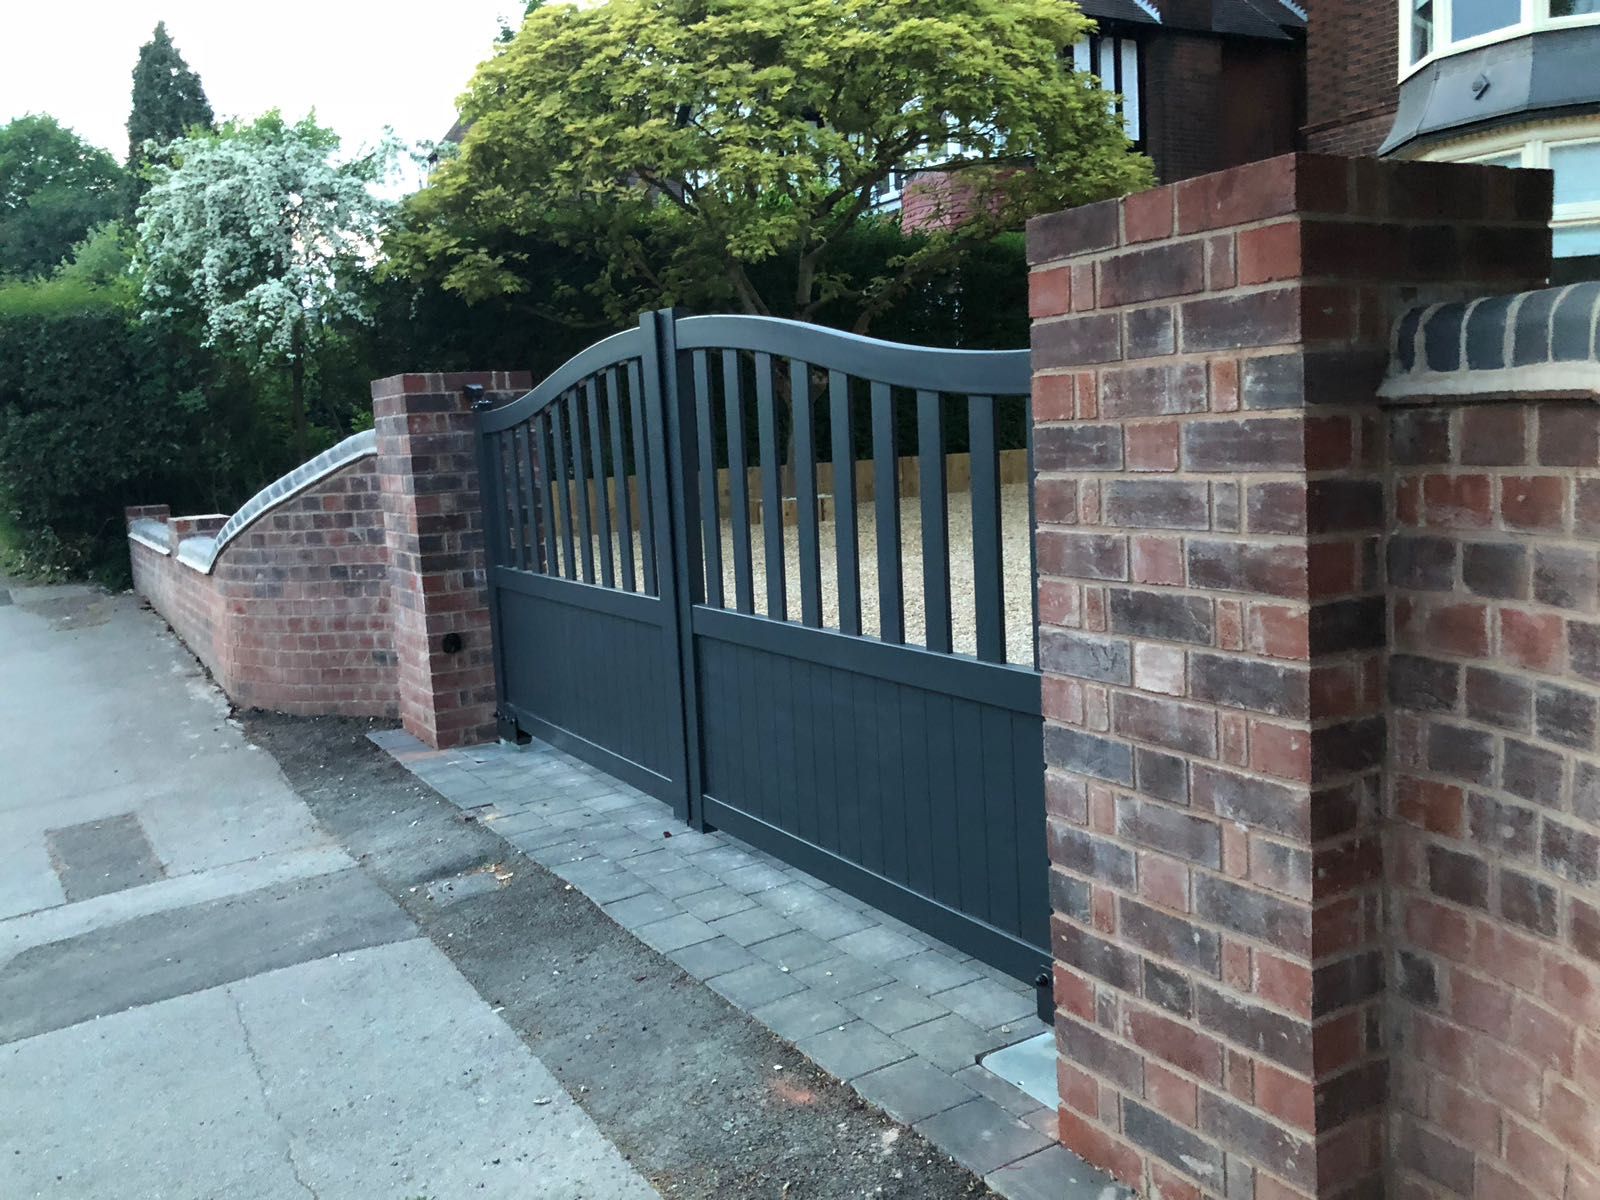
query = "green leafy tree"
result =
(0, 115, 123, 279)
(391, 0, 1150, 331)
(126, 22, 215, 214)
(137, 113, 396, 456)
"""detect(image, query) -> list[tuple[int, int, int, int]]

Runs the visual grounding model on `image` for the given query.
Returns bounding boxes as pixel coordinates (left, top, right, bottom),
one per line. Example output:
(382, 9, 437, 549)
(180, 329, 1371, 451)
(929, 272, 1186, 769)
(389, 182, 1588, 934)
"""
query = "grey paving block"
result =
(752, 881, 826, 919)
(522, 839, 586, 867)
(935, 978, 1038, 1030)
(986, 1144, 1129, 1200)
(649, 866, 722, 899)
(709, 962, 807, 1010)
(668, 935, 758, 981)
(635, 912, 718, 953)
(892, 1013, 1010, 1073)
(620, 848, 689, 879)
(797, 1020, 912, 1081)
(832, 925, 925, 965)
(721, 862, 793, 894)
(589, 834, 660, 861)
(893, 949, 984, 995)
(751, 992, 853, 1043)
(572, 870, 651, 905)
(852, 1056, 981, 1125)
(748, 929, 839, 972)
(955, 1064, 1048, 1121)
(677, 886, 757, 923)
(841, 982, 952, 1034)
(786, 897, 879, 941)
(685, 845, 760, 875)
(601, 890, 680, 930)
(915, 1097, 1053, 1177)
(790, 956, 893, 1001)
(705, 905, 795, 947)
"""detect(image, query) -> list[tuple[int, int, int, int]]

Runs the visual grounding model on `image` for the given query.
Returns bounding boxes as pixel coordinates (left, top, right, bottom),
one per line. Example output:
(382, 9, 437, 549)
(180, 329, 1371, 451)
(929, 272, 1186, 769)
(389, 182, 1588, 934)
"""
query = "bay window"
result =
(1400, 0, 1600, 70)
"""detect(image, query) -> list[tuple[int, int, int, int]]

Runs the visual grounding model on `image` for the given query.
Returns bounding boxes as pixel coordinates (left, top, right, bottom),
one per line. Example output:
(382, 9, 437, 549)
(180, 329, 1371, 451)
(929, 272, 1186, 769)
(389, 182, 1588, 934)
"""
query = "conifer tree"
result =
(125, 22, 213, 214)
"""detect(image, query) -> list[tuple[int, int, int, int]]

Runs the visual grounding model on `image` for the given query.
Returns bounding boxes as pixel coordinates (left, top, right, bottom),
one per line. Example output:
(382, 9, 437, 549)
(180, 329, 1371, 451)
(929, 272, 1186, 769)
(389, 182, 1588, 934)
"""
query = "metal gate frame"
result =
(476, 311, 1050, 983)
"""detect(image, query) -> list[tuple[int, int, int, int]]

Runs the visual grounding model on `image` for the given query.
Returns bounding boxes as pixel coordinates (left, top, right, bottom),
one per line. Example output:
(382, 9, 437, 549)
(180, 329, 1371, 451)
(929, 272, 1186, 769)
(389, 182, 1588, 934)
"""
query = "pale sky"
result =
(1, 1, 519, 184)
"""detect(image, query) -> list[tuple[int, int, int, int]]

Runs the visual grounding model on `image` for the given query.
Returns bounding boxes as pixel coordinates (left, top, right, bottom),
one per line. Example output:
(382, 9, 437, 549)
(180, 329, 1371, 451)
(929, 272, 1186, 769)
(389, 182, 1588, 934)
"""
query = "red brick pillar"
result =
(372, 371, 531, 749)
(1027, 153, 1550, 1200)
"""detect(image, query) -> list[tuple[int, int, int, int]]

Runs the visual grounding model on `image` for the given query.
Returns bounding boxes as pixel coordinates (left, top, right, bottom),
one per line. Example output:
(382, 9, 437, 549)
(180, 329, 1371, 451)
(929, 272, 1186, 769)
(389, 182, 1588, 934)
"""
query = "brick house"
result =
(895, 0, 1307, 229)
(1305, 0, 1600, 279)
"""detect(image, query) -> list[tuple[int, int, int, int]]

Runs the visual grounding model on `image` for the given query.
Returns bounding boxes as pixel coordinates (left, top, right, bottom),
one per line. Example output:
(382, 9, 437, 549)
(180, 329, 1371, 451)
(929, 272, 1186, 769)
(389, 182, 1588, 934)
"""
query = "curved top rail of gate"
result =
(478, 325, 645, 434)
(675, 315, 1030, 396)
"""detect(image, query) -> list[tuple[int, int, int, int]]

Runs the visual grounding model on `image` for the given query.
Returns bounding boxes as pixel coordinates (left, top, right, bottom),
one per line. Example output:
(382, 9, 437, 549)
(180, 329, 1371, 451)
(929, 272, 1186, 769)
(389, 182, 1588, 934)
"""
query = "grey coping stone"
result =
(128, 519, 172, 555)
(750, 991, 855, 1043)
(832, 924, 927, 965)
(748, 929, 841, 972)
(171, 430, 377, 574)
(841, 982, 952, 1034)
(954, 1064, 1048, 1121)
(667, 935, 759, 981)
(705, 905, 796, 946)
(601, 890, 681, 930)
(892, 1013, 1012, 1073)
(708, 962, 808, 1009)
(649, 866, 723, 899)
(796, 1020, 913, 1081)
(635, 912, 719, 953)
(986, 1144, 1132, 1200)
(789, 956, 894, 1001)
(893, 949, 985, 995)
(915, 1097, 1054, 1178)
(852, 1056, 981, 1125)
(677, 886, 758, 922)
(934, 978, 1039, 1031)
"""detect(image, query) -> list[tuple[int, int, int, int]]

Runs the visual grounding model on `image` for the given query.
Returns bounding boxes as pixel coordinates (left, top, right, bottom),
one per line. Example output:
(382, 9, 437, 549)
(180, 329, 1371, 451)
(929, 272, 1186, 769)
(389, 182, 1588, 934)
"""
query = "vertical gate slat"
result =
(917, 390, 951, 654)
(502, 432, 526, 571)
(626, 360, 658, 595)
(549, 401, 578, 580)
(828, 371, 860, 637)
(530, 418, 557, 574)
(968, 396, 1006, 663)
(754, 352, 786, 620)
(723, 351, 754, 614)
(694, 350, 724, 608)
(791, 361, 821, 627)
(605, 368, 637, 593)
(516, 425, 543, 573)
(566, 390, 596, 583)
(870, 382, 903, 643)
(585, 378, 616, 589)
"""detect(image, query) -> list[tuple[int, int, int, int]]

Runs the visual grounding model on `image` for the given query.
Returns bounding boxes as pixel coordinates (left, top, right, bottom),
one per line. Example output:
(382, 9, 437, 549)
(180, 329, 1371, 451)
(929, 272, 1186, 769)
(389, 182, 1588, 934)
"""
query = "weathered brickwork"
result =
(1304, 2, 1399, 157)
(128, 457, 398, 718)
(1027, 153, 1551, 1199)
(1386, 399, 1600, 1200)
(373, 372, 530, 749)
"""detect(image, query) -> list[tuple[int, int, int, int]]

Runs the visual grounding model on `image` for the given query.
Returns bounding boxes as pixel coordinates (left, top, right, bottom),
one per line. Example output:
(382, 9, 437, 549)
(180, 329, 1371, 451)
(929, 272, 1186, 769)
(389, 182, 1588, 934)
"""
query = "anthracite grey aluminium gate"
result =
(476, 310, 1049, 983)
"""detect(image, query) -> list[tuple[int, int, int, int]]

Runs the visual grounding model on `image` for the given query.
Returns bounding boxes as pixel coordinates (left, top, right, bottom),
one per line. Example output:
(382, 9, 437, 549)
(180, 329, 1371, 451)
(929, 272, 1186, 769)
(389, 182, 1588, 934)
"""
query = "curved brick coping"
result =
(1382, 281, 1600, 402)
(179, 429, 378, 574)
(128, 518, 172, 555)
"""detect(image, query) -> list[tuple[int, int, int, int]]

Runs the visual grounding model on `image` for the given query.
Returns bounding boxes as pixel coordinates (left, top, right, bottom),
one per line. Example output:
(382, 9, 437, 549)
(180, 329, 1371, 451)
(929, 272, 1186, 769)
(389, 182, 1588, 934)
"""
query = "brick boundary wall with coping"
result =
(127, 370, 529, 747)
(1026, 152, 1557, 1200)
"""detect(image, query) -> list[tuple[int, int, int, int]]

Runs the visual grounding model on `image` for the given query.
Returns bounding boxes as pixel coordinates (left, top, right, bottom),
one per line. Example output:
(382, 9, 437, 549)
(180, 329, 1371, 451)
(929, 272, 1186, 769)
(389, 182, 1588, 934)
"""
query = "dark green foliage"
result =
(126, 23, 214, 215)
(0, 116, 124, 279)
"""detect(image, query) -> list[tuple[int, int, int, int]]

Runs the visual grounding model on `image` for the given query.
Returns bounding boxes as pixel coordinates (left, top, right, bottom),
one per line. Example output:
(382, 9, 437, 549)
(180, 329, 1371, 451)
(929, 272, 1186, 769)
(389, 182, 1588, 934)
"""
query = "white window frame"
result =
(1399, 0, 1600, 81)
(1416, 118, 1600, 255)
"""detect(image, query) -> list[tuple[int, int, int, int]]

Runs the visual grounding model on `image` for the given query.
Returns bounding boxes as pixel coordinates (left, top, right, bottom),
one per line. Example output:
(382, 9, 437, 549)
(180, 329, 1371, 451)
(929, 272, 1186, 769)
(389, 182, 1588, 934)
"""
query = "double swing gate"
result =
(476, 311, 1050, 983)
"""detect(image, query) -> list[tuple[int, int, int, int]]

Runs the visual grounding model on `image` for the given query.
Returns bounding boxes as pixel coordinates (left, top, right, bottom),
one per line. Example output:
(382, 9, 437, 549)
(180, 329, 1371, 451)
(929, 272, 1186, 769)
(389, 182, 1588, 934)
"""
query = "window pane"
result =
(1412, 0, 1434, 60)
(1451, 0, 1519, 41)
(1551, 141, 1600, 207)
(1551, 0, 1600, 16)
(1553, 222, 1600, 257)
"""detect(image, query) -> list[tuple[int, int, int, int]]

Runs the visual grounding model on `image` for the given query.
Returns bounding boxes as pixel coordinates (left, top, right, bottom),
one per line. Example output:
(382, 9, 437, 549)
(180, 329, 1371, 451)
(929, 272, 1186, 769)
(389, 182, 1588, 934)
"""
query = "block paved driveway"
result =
(379, 731, 1125, 1200)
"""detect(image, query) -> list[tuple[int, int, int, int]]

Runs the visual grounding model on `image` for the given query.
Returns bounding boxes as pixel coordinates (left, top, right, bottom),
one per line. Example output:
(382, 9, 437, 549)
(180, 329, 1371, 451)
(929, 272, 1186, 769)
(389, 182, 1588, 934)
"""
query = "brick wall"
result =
(129, 456, 398, 718)
(1386, 399, 1600, 1199)
(1026, 152, 1550, 1199)
(1304, 0, 1398, 156)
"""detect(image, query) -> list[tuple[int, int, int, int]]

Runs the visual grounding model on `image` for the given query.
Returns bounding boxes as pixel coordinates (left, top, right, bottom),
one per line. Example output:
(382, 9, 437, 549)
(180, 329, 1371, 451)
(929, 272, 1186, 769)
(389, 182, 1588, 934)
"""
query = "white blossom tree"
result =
(137, 112, 395, 454)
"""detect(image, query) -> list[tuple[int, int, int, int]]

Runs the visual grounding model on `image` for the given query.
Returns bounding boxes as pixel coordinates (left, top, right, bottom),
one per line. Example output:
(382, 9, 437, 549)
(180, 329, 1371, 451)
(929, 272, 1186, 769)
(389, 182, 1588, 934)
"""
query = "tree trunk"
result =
(290, 320, 307, 460)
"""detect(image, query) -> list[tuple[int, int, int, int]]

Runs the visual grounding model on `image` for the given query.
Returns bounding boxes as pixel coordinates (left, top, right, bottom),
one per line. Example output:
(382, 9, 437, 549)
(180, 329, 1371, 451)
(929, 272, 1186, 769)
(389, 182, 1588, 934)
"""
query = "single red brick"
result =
(1143, 1060, 1199, 1127)
(1395, 777, 1464, 836)
(1501, 475, 1566, 530)
(1220, 712, 1249, 765)
(1123, 186, 1175, 243)
(1237, 220, 1303, 285)
(1255, 949, 1314, 1018)
(1210, 358, 1241, 412)
(1500, 609, 1566, 672)
(1032, 373, 1075, 422)
(1059, 1059, 1100, 1114)
(1250, 721, 1312, 781)
(1029, 266, 1072, 318)
(1060, 1112, 1145, 1192)
(1131, 535, 1185, 585)
(1254, 1060, 1316, 1132)
(1248, 603, 1311, 659)
(1137, 851, 1190, 911)
(1126, 421, 1180, 472)
(1422, 473, 1493, 528)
